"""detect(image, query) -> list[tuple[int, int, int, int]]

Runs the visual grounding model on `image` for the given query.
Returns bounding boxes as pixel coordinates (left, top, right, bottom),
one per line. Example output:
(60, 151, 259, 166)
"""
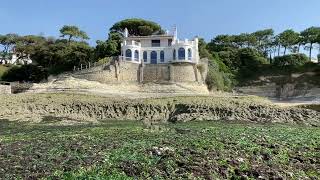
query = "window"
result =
(151, 40, 161, 47)
(188, 48, 192, 60)
(143, 51, 148, 62)
(150, 51, 157, 64)
(125, 49, 132, 60)
(168, 39, 172, 46)
(178, 48, 185, 60)
(134, 50, 139, 61)
(173, 49, 176, 60)
(160, 51, 164, 62)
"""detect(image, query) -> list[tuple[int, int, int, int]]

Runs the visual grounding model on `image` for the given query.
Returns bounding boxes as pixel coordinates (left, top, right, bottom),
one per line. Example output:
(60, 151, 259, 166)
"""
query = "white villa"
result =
(120, 28, 200, 65)
(0, 52, 32, 65)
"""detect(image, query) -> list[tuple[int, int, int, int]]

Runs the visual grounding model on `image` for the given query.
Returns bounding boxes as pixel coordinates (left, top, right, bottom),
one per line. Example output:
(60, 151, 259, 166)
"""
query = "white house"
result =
(0, 52, 32, 65)
(120, 28, 200, 65)
(311, 57, 319, 63)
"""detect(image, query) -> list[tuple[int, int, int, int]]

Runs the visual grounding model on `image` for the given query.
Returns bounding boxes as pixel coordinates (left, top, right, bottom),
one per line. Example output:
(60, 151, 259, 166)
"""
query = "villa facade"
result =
(120, 28, 200, 65)
(71, 28, 207, 85)
(0, 52, 32, 65)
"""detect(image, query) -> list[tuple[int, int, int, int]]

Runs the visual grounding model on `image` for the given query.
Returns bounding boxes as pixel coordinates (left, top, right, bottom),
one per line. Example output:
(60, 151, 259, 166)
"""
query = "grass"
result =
(0, 120, 319, 179)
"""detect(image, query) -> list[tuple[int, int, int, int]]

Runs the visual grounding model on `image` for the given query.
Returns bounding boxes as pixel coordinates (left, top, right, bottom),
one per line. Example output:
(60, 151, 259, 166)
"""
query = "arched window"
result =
(160, 51, 165, 62)
(134, 50, 139, 61)
(125, 49, 132, 60)
(150, 51, 157, 64)
(173, 49, 176, 60)
(188, 48, 192, 60)
(178, 47, 185, 60)
(143, 51, 148, 62)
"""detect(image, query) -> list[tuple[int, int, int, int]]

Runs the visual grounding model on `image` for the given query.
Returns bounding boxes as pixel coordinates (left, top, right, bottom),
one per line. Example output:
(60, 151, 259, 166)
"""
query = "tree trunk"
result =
(269, 52, 272, 63)
(284, 47, 287, 55)
(277, 45, 281, 56)
(68, 35, 73, 43)
(297, 44, 300, 53)
(309, 43, 313, 60)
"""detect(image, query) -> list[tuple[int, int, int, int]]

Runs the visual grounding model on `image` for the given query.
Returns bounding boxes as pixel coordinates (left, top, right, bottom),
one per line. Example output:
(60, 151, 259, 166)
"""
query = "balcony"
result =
(122, 40, 141, 47)
(172, 39, 195, 46)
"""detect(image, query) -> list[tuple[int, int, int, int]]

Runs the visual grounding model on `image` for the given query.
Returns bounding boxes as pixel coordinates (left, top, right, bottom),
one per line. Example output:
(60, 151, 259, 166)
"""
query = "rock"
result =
(0, 94, 319, 126)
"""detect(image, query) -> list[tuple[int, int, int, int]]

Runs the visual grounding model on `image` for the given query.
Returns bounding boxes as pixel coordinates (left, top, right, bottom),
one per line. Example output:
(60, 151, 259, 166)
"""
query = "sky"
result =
(0, 0, 320, 48)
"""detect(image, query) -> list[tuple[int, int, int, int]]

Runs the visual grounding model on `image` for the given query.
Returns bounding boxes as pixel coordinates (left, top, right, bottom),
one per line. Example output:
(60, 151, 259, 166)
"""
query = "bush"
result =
(236, 48, 268, 69)
(226, 48, 268, 83)
(2, 64, 48, 83)
(273, 54, 309, 67)
(96, 57, 111, 66)
(206, 69, 225, 91)
(0, 65, 12, 80)
(217, 50, 238, 70)
(196, 64, 206, 74)
(205, 57, 235, 91)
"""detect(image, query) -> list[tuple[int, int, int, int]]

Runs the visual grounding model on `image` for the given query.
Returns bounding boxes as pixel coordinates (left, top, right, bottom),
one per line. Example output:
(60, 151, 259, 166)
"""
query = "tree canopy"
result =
(300, 27, 320, 60)
(1, 18, 319, 89)
(60, 25, 89, 42)
(110, 18, 164, 36)
(278, 29, 300, 55)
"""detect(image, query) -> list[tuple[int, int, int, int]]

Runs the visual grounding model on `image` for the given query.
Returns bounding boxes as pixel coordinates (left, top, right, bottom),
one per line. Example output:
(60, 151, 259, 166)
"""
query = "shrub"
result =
(96, 57, 111, 66)
(217, 50, 238, 70)
(273, 54, 309, 67)
(205, 57, 234, 91)
(196, 64, 206, 74)
(228, 48, 268, 83)
(0, 65, 11, 80)
(236, 48, 268, 69)
(2, 64, 48, 83)
(206, 68, 225, 91)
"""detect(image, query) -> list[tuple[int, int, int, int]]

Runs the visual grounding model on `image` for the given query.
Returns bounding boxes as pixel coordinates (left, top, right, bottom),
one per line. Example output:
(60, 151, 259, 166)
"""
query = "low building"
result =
(311, 58, 319, 63)
(0, 52, 32, 65)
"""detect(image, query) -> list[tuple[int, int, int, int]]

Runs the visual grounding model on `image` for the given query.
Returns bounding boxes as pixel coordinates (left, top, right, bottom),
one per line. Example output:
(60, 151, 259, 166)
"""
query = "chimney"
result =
(124, 28, 129, 38)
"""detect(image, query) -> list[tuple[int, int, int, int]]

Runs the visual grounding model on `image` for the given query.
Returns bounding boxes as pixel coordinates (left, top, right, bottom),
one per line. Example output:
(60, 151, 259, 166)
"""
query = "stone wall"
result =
(72, 61, 140, 83)
(143, 64, 170, 82)
(142, 62, 207, 83)
(171, 63, 198, 83)
(0, 84, 11, 94)
(118, 62, 140, 82)
(71, 58, 208, 84)
(0, 82, 36, 94)
(11, 83, 33, 93)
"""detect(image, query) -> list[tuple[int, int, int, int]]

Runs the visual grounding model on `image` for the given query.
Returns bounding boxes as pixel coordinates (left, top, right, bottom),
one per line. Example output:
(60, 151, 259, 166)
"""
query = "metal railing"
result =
(73, 55, 198, 73)
(118, 56, 140, 62)
(73, 57, 118, 72)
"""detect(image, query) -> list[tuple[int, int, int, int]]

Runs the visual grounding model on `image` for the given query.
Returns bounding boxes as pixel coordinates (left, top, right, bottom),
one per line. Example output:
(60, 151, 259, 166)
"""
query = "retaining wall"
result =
(71, 58, 208, 84)
(171, 63, 198, 82)
(73, 62, 140, 83)
(143, 64, 170, 82)
(0, 84, 11, 94)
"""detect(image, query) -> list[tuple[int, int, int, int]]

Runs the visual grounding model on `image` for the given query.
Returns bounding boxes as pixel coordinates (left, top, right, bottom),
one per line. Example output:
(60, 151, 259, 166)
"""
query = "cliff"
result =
(0, 94, 319, 126)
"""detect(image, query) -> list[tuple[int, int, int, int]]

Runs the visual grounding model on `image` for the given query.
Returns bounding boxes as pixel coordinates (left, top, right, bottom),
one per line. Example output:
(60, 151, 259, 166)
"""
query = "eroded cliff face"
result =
(0, 94, 319, 126)
(236, 83, 320, 100)
(236, 72, 320, 101)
